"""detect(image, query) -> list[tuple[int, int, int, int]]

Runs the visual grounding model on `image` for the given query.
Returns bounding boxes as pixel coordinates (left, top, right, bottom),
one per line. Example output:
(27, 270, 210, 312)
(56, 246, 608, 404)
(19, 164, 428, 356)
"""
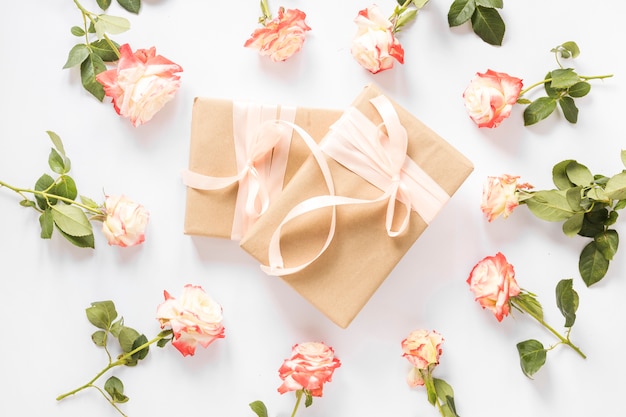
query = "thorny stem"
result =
(55, 331, 171, 402)
(72, 0, 121, 59)
(0, 180, 101, 215)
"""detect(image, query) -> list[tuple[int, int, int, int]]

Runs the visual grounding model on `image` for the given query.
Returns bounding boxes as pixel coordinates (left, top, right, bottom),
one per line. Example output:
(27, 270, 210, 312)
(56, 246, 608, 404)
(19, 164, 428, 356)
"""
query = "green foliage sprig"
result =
(64, 0, 142, 100)
(512, 279, 584, 378)
(0, 131, 104, 248)
(392, 0, 430, 34)
(448, 0, 506, 46)
(56, 300, 172, 417)
(518, 151, 626, 286)
(516, 41, 613, 126)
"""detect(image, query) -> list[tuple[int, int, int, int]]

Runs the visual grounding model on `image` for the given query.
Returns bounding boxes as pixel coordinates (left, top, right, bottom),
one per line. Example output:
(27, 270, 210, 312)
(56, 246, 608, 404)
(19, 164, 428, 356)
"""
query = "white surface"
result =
(1, 1, 624, 416)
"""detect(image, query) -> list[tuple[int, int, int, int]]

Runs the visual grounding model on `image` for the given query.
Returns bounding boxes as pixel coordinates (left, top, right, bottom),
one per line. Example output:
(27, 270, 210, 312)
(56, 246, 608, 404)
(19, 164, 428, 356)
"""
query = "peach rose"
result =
(467, 252, 521, 322)
(244, 8, 311, 62)
(351, 5, 404, 74)
(156, 284, 225, 357)
(96, 44, 183, 127)
(481, 174, 533, 222)
(463, 69, 523, 128)
(101, 194, 149, 247)
(401, 329, 444, 387)
(277, 342, 341, 397)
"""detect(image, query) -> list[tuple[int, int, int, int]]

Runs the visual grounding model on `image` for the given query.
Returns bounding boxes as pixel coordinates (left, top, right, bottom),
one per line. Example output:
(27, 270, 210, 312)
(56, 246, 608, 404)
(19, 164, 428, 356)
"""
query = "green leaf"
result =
(395, 9, 418, 33)
(39, 209, 54, 239)
(562, 212, 584, 237)
(579, 241, 610, 287)
(56, 227, 95, 248)
(524, 190, 574, 221)
(565, 161, 593, 186)
(95, 14, 131, 38)
(565, 186, 582, 211)
(552, 159, 576, 190)
(97, 0, 112, 10)
(447, 0, 475, 26)
(34, 174, 56, 209)
(512, 292, 544, 321)
(46, 131, 66, 158)
(595, 229, 619, 261)
(157, 336, 171, 348)
(110, 318, 124, 338)
(606, 210, 618, 226)
(471, 6, 505, 46)
(104, 376, 129, 403)
(86, 301, 117, 330)
(621, 150, 626, 168)
(51, 204, 92, 237)
(559, 96, 579, 123)
(550, 68, 581, 89)
(54, 176, 78, 200)
(560, 41, 581, 59)
(81, 195, 101, 209)
(423, 371, 437, 406)
(476, 0, 502, 7)
(80, 53, 106, 101)
(304, 390, 313, 408)
(543, 72, 559, 98)
(568, 81, 591, 98)
(62, 44, 90, 69)
(517, 339, 547, 378)
(604, 172, 626, 200)
(615, 200, 626, 211)
(578, 208, 609, 237)
(90, 39, 120, 62)
(117, 0, 141, 14)
(130, 334, 149, 362)
(70, 26, 85, 37)
(118, 326, 141, 353)
(434, 378, 459, 417)
(555, 279, 579, 327)
(249, 401, 269, 417)
(19, 199, 36, 208)
(523, 97, 557, 126)
(48, 149, 69, 175)
(91, 330, 107, 347)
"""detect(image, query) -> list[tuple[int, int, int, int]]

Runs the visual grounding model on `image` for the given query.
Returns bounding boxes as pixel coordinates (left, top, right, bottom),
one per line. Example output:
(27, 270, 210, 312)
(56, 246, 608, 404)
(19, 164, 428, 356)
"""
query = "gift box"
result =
(239, 83, 474, 328)
(182, 97, 342, 240)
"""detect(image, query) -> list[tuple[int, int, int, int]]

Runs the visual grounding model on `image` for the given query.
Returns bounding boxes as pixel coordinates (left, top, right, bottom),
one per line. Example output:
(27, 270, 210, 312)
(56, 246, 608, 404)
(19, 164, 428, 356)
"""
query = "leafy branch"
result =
(448, 0, 505, 46)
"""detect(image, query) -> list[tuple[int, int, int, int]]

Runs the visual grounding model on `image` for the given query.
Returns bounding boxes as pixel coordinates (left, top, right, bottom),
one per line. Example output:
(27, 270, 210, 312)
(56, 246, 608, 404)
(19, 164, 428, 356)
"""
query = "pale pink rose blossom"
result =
(401, 329, 444, 387)
(467, 252, 521, 322)
(96, 43, 183, 127)
(101, 194, 149, 247)
(244, 8, 311, 62)
(277, 342, 341, 397)
(156, 284, 225, 357)
(351, 5, 404, 74)
(463, 69, 523, 128)
(481, 174, 534, 222)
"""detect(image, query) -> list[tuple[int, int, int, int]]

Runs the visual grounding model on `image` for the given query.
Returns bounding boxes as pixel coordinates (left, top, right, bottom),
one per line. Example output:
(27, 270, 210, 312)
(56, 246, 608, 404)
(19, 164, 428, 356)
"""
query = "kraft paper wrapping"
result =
(183, 97, 342, 239)
(239, 84, 474, 328)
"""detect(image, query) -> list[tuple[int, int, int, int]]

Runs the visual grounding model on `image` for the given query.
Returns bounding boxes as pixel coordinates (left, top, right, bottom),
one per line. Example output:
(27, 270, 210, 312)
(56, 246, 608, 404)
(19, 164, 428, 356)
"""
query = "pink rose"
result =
(401, 330, 444, 387)
(277, 342, 341, 397)
(463, 69, 523, 128)
(244, 8, 311, 62)
(351, 5, 404, 74)
(156, 284, 225, 357)
(96, 44, 183, 127)
(467, 252, 521, 322)
(481, 174, 533, 222)
(101, 194, 149, 247)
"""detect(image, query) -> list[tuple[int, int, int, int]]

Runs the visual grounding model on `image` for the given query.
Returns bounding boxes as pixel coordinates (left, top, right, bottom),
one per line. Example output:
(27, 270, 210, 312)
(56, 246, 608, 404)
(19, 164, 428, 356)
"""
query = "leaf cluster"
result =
(424, 376, 460, 417)
(513, 279, 581, 378)
(64, 0, 141, 99)
(521, 152, 626, 286)
(448, 0, 505, 46)
(520, 42, 596, 126)
(392, 0, 430, 34)
(18, 131, 100, 248)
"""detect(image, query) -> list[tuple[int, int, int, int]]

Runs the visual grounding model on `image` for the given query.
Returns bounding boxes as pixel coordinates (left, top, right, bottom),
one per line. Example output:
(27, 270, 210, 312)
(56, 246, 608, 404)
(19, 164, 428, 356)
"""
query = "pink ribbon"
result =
(181, 102, 297, 240)
(261, 95, 450, 276)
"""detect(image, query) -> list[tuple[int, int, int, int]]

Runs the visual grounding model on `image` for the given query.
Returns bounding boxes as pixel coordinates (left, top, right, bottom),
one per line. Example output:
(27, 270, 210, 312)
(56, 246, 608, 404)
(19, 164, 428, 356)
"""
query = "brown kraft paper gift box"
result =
(239, 83, 474, 328)
(183, 96, 342, 240)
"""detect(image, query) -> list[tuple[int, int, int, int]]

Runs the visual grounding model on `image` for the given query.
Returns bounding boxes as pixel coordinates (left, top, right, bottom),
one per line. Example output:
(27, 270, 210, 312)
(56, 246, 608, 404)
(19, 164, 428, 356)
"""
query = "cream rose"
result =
(467, 252, 521, 322)
(463, 69, 523, 128)
(277, 342, 341, 397)
(481, 174, 533, 222)
(101, 194, 149, 247)
(96, 44, 183, 127)
(350, 5, 404, 74)
(244, 8, 311, 62)
(401, 329, 444, 387)
(156, 284, 225, 357)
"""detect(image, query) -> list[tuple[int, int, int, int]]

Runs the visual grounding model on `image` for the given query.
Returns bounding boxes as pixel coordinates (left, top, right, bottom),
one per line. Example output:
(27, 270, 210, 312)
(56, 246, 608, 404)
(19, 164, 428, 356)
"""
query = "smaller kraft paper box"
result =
(240, 83, 474, 328)
(182, 97, 343, 240)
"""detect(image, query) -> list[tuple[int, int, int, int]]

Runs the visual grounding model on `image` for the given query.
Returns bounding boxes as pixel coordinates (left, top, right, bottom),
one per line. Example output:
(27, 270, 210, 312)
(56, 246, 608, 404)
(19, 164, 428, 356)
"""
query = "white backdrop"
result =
(1, 1, 624, 416)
